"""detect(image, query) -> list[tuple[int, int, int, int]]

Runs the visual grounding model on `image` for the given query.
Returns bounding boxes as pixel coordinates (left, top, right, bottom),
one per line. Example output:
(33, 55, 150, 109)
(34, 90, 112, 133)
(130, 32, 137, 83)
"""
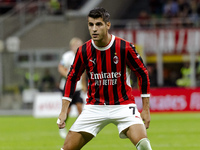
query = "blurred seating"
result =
(0, 0, 17, 15)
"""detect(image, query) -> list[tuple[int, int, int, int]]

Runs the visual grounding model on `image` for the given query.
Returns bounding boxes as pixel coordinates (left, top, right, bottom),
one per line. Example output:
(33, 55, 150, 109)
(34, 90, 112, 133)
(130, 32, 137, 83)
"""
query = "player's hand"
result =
(140, 109, 151, 129)
(57, 113, 66, 129)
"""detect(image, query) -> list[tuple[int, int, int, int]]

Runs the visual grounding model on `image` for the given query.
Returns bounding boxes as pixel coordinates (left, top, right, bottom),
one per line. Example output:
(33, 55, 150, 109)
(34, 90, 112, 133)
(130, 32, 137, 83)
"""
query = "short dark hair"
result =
(88, 7, 110, 23)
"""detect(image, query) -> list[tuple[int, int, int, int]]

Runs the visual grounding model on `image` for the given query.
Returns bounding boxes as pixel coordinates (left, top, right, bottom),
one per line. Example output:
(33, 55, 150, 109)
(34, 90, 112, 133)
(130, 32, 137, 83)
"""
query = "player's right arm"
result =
(57, 99, 71, 129)
(57, 47, 86, 129)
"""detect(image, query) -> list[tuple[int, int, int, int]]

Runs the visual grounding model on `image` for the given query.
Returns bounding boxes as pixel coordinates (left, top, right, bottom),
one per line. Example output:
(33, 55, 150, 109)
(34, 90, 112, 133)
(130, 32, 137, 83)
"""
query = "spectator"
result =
(137, 10, 151, 28)
(24, 71, 40, 89)
(40, 69, 56, 92)
(149, 0, 163, 17)
(177, 0, 190, 18)
(147, 64, 157, 87)
(188, 0, 199, 23)
(48, 0, 62, 15)
(176, 62, 191, 87)
(163, 0, 179, 18)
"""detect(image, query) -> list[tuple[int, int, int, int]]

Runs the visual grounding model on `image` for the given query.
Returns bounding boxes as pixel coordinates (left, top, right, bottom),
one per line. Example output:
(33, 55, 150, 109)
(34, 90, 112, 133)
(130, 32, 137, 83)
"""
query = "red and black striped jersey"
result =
(63, 35, 150, 105)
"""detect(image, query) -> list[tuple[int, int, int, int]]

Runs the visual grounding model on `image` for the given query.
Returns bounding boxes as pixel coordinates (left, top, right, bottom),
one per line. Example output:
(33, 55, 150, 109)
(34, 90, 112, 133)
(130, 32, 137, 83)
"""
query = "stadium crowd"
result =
(147, 0, 200, 28)
(0, 0, 87, 15)
(149, 0, 200, 19)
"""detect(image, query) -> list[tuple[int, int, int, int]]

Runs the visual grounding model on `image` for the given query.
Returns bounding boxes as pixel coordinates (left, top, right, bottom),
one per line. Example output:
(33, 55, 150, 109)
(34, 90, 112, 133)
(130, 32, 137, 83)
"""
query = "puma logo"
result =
(89, 59, 96, 65)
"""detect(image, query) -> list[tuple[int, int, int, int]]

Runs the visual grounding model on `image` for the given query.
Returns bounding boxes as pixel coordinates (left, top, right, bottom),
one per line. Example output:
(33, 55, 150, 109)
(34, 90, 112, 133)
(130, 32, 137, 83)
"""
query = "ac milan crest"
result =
(113, 55, 119, 64)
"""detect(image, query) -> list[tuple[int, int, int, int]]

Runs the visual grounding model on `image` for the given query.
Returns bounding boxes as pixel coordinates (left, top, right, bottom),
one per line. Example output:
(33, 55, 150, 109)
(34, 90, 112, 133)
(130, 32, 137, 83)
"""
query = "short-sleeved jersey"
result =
(63, 35, 150, 105)
(59, 51, 82, 91)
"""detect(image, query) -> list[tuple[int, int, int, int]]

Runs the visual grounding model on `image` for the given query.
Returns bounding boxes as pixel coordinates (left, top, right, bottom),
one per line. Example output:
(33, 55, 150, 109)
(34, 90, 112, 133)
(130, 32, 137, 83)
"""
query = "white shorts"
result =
(69, 104, 144, 138)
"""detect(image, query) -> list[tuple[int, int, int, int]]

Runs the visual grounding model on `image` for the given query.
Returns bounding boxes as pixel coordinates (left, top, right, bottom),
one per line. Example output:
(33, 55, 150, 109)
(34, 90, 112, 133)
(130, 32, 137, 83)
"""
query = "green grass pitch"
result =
(0, 113, 200, 150)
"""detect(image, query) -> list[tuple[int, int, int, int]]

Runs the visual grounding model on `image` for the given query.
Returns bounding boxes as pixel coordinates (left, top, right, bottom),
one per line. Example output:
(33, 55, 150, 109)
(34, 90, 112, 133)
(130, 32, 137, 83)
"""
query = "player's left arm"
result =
(126, 44, 151, 128)
(141, 97, 151, 129)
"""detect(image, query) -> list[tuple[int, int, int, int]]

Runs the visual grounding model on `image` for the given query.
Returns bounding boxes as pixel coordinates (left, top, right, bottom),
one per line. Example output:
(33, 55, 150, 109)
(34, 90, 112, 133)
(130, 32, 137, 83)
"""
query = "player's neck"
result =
(94, 34, 112, 47)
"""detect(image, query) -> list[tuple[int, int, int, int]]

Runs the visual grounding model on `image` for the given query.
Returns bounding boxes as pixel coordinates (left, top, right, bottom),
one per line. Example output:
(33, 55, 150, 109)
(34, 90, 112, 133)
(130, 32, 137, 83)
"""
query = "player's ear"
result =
(106, 22, 111, 30)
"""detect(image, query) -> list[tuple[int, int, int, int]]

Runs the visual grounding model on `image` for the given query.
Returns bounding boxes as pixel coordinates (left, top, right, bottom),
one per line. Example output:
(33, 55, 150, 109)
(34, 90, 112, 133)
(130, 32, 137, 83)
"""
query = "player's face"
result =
(88, 17, 111, 45)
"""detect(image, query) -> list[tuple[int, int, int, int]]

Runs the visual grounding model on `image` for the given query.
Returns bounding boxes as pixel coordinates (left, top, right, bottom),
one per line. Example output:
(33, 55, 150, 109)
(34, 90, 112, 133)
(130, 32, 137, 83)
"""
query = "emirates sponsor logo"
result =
(90, 71, 121, 86)
(90, 71, 121, 80)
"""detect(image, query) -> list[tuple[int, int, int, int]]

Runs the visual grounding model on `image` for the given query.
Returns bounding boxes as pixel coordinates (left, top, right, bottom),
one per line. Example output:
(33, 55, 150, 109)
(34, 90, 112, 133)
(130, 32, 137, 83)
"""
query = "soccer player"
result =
(57, 7, 152, 150)
(58, 37, 87, 138)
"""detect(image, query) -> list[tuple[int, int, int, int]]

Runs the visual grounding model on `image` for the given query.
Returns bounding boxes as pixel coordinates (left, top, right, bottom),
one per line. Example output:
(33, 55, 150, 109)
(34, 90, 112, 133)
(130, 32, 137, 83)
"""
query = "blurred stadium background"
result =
(0, 0, 199, 114)
(0, 0, 200, 150)
(0, 0, 200, 149)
